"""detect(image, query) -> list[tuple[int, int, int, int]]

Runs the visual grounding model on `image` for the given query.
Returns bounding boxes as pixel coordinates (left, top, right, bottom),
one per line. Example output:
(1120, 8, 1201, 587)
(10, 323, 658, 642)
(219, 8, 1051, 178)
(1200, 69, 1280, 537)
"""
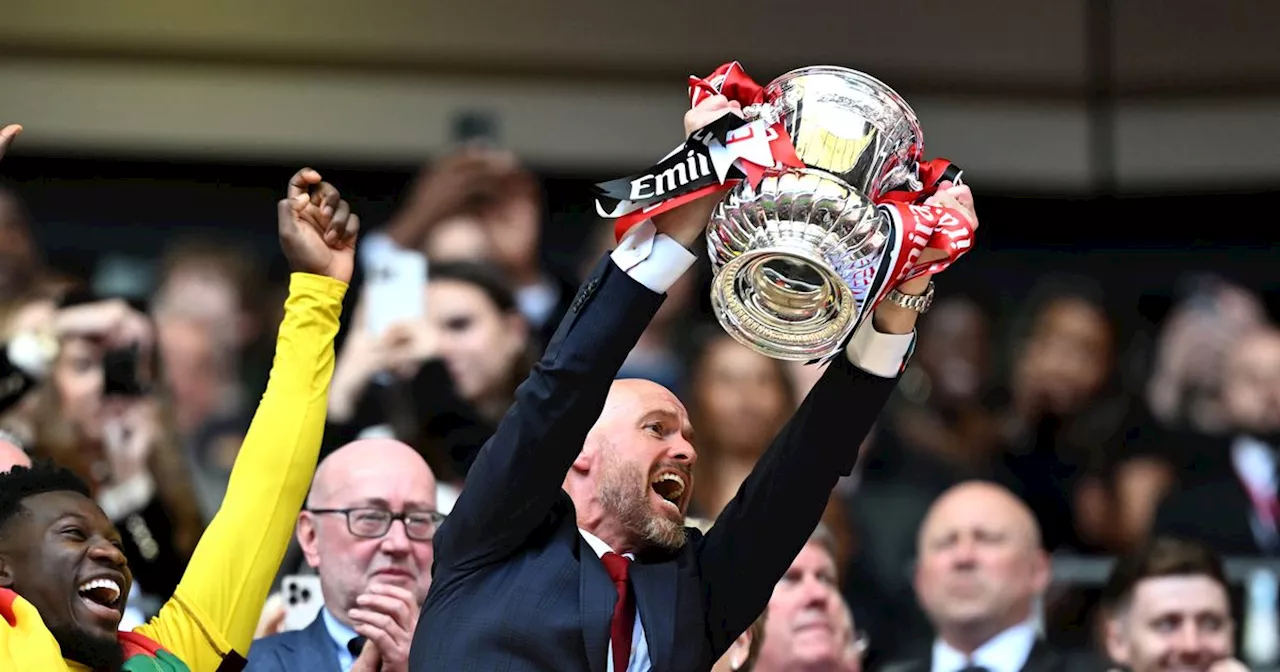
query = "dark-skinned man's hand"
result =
(277, 168, 361, 284)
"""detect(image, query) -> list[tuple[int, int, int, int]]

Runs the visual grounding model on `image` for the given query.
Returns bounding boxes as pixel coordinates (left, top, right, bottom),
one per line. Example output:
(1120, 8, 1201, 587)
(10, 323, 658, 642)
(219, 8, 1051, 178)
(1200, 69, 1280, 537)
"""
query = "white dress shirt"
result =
(322, 606, 362, 671)
(1233, 434, 1279, 550)
(930, 620, 1038, 672)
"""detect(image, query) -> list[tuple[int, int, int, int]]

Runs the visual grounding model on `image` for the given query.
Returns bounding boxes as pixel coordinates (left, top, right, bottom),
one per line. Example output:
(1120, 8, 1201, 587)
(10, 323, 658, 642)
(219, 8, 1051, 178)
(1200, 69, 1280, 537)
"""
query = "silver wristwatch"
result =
(884, 281, 935, 314)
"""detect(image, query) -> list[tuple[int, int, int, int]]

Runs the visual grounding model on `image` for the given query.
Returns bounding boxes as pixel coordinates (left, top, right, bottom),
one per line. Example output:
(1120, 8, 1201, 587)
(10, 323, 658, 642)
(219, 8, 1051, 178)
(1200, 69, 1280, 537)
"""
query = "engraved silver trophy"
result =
(707, 66, 926, 361)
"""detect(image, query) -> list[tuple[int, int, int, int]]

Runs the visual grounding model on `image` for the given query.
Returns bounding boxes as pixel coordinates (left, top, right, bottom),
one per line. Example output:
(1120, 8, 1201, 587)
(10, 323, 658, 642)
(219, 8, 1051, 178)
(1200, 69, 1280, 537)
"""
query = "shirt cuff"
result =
(844, 319, 915, 378)
(609, 220, 697, 294)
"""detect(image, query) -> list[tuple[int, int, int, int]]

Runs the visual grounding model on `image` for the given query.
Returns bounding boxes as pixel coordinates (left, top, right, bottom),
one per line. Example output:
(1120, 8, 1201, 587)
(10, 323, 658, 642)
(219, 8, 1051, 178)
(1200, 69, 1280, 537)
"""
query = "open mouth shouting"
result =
(74, 573, 126, 630)
(650, 470, 688, 517)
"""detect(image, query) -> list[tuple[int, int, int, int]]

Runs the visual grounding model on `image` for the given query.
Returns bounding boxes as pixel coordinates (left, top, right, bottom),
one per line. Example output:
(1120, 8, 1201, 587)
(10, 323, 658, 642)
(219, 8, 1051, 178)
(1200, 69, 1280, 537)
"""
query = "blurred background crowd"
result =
(2, 1, 1279, 670)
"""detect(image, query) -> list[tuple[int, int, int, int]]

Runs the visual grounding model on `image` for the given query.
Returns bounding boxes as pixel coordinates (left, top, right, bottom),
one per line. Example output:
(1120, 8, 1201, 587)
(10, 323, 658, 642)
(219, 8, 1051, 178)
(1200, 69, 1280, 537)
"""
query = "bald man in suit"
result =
(248, 439, 439, 672)
(876, 482, 1095, 672)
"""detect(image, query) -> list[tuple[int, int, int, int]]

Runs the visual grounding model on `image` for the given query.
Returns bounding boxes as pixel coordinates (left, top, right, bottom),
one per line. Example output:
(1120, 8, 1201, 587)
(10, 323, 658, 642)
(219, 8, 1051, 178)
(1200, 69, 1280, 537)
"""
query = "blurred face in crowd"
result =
(479, 185, 541, 283)
(424, 214, 491, 263)
(692, 336, 791, 459)
(426, 278, 526, 405)
(918, 298, 989, 405)
(914, 482, 1050, 651)
(156, 316, 225, 431)
(154, 267, 244, 351)
(750, 541, 864, 672)
(1221, 329, 1280, 436)
(53, 336, 107, 441)
(153, 264, 244, 432)
(298, 440, 438, 619)
(1106, 574, 1234, 672)
(0, 190, 38, 296)
(1014, 296, 1112, 417)
(570, 380, 696, 553)
(0, 489, 133, 671)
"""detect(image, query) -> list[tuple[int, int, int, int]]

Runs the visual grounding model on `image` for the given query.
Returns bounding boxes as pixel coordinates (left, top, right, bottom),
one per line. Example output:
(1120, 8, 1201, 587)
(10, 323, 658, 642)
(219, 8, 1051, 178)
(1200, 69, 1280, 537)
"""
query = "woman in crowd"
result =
(996, 279, 1159, 554)
(28, 290, 205, 602)
(0, 236, 205, 603)
(685, 330, 796, 518)
(324, 259, 535, 494)
(685, 330, 856, 569)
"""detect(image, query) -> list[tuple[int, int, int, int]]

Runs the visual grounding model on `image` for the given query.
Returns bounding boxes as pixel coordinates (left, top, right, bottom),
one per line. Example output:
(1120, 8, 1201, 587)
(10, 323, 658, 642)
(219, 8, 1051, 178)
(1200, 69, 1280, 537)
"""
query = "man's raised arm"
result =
(697, 184, 979, 655)
(433, 98, 739, 570)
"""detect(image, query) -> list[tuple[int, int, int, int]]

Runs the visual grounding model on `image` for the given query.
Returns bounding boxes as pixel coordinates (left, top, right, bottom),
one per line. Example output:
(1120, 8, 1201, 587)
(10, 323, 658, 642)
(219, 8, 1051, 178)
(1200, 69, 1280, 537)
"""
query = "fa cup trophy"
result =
(595, 62, 973, 362)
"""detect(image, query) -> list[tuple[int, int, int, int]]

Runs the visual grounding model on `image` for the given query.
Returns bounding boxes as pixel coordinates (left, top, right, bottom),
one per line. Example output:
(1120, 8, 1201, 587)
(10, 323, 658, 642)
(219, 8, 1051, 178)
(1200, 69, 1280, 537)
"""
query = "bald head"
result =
(918, 481, 1041, 552)
(309, 438, 436, 508)
(590, 379, 692, 436)
(913, 481, 1050, 653)
(0, 439, 30, 472)
(566, 378, 696, 554)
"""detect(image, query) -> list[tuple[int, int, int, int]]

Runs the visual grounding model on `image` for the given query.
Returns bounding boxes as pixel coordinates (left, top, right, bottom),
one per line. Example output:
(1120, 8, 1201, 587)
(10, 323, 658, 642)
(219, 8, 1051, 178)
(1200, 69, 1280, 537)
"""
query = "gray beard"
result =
(597, 455, 687, 552)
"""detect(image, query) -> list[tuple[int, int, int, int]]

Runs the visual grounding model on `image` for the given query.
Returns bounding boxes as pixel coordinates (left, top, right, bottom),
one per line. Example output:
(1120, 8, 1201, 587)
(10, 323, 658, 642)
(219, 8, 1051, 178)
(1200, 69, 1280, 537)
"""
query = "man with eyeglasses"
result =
(248, 438, 441, 672)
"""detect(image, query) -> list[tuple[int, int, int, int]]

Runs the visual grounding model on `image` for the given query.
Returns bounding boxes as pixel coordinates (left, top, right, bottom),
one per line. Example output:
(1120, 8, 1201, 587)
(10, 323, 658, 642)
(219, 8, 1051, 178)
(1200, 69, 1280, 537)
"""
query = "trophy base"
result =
(711, 243, 858, 362)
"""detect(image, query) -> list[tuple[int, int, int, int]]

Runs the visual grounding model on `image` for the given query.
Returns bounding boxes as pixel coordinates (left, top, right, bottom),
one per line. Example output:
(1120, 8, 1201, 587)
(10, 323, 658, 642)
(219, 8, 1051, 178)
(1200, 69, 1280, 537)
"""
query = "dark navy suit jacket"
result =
(410, 255, 901, 671)
(245, 613, 342, 672)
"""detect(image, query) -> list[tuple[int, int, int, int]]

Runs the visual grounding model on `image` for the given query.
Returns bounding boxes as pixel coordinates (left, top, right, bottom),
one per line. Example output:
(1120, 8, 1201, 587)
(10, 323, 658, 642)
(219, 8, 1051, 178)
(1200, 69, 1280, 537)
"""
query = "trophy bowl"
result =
(707, 65, 925, 361)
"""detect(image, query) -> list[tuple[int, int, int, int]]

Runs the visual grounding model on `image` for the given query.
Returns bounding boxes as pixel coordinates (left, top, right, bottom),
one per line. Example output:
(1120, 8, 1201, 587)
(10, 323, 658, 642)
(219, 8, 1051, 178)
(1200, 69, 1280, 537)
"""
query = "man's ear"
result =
(296, 514, 322, 570)
(1104, 614, 1130, 668)
(571, 449, 592, 476)
(724, 629, 752, 670)
(571, 434, 600, 476)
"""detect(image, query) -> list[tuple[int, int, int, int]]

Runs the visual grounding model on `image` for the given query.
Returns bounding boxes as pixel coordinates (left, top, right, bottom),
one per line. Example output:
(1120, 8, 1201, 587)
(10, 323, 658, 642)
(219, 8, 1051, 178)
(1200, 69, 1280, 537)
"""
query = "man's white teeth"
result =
(651, 473, 686, 503)
(78, 578, 121, 605)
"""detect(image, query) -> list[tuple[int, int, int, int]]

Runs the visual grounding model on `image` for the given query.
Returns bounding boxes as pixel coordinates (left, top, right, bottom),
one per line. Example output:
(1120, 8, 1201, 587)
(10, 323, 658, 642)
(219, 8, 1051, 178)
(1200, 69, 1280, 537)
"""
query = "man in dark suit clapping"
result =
(409, 94, 979, 672)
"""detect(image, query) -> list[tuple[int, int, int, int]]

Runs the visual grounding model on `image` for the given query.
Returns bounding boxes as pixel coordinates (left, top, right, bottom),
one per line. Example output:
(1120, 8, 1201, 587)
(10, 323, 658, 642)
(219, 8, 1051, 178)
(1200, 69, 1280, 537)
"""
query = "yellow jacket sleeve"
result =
(134, 272, 346, 671)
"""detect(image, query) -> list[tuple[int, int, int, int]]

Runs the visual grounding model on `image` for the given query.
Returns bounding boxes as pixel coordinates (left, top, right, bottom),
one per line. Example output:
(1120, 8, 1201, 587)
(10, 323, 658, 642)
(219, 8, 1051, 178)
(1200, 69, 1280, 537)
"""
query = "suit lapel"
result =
(296, 612, 343, 672)
(1020, 640, 1061, 672)
(629, 559, 677, 672)
(580, 535, 616, 672)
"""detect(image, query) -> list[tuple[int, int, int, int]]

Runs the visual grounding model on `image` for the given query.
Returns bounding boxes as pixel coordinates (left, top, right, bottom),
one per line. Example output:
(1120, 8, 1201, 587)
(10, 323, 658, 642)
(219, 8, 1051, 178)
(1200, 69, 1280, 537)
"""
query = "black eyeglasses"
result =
(307, 508, 446, 541)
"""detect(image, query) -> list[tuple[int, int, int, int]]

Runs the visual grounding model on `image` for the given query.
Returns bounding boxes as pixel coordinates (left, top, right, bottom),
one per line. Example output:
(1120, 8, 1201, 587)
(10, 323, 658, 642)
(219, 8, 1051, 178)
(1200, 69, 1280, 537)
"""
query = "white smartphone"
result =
(281, 574, 325, 632)
(363, 247, 428, 337)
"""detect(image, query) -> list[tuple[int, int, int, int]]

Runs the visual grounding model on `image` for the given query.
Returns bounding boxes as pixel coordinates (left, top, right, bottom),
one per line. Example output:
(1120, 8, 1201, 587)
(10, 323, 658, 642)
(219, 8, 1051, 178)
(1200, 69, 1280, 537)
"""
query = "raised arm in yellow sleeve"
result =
(134, 273, 345, 668)
(134, 168, 361, 671)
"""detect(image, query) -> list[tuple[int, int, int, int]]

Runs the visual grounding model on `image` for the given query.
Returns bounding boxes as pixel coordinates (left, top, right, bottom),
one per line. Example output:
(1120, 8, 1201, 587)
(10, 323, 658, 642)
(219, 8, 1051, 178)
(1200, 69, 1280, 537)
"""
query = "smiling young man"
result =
(1103, 537, 1246, 672)
(0, 163, 359, 672)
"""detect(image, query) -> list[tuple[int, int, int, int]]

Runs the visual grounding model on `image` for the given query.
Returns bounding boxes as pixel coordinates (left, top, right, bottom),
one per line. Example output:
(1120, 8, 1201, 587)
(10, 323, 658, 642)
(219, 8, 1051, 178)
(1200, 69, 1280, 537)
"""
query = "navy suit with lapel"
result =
(410, 256, 901, 672)
(245, 613, 342, 672)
